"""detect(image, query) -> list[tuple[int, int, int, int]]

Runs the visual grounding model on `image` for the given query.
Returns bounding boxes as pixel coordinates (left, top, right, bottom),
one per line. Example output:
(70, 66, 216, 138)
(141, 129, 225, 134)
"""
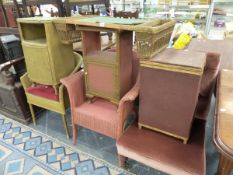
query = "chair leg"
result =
(118, 154, 127, 168)
(29, 104, 36, 126)
(61, 114, 69, 139)
(72, 124, 77, 145)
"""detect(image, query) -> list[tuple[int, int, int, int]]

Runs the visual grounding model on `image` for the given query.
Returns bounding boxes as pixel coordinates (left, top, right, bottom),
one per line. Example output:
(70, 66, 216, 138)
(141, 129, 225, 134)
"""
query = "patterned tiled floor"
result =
(27, 96, 231, 175)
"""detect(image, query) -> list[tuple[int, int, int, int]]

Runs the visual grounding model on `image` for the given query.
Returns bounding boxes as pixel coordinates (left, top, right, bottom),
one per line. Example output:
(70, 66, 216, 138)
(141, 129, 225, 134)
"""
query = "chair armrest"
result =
(0, 56, 24, 72)
(20, 73, 32, 90)
(70, 52, 83, 75)
(116, 75, 140, 139)
(200, 52, 220, 97)
(60, 71, 85, 109)
(117, 74, 140, 114)
(59, 52, 83, 104)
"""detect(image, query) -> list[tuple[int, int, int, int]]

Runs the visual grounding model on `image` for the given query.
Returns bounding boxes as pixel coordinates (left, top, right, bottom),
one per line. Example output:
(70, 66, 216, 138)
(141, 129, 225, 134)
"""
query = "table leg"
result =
(217, 154, 233, 175)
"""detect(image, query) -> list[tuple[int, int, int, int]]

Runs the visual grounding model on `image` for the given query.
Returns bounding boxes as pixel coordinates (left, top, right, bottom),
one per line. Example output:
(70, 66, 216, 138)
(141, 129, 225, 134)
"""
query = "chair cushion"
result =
(74, 98, 118, 138)
(26, 85, 59, 101)
(117, 119, 206, 175)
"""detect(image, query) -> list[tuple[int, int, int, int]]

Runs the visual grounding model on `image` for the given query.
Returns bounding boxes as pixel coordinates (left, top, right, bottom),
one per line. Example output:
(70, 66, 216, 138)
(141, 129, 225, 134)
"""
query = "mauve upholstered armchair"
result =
(195, 52, 220, 120)
(61, 54, 139, 144)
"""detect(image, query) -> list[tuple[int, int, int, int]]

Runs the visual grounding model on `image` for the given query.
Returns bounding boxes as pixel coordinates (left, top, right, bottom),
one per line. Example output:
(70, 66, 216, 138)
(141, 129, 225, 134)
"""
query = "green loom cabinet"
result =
(17, 17, 76, 86)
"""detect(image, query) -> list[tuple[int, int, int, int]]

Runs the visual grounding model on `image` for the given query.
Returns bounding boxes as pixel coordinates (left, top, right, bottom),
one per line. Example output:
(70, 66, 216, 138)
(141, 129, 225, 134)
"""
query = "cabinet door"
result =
(85, 62, 119, 103)
(22, 42, 54, 85)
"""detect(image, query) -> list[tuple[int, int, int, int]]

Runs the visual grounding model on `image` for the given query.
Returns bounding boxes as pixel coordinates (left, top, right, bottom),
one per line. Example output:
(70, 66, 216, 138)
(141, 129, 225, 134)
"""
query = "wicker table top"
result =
(59, 16, 145, 31)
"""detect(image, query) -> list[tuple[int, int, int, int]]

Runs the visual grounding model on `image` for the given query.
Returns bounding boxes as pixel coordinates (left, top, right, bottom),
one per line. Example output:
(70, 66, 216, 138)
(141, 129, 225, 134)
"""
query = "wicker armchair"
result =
(61, 54, 139, 144)
(20, 52, 82, 138)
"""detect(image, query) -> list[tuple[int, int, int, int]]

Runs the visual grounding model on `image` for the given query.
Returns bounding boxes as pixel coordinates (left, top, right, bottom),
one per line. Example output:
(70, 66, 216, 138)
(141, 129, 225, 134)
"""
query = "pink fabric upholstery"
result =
(74, 98, 118, 138)
(200, 52, 220, 97)
(109, 48, 139, 85)
(195, 52, 220, 120)
(117, 119, 206, 175)
(26, 85, 59, 101)
(87, 64, 115, 96)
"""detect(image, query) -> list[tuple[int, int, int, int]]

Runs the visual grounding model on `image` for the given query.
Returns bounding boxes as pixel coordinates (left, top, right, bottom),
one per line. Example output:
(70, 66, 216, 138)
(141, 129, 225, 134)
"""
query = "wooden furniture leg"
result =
(118, 154, 127, 168)
(217, 154, 233, 175)
(61, 114, 69, 139)
(29, 104, 36, 125)
(72, 124, 77, 145)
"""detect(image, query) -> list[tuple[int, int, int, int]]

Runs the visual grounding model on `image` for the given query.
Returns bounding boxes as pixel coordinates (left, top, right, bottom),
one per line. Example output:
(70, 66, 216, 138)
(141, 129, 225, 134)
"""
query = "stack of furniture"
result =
(18, 17, 82, 138)
(117, 49, 220, 174)
(115, 18, 220, 174)
(58, 16, 144, 144)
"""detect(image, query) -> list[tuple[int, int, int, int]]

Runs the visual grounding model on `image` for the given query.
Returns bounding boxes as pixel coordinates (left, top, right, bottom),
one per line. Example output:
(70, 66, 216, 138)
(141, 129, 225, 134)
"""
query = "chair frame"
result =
(61, 68, 140, 144)
(20, 52, 82, 139)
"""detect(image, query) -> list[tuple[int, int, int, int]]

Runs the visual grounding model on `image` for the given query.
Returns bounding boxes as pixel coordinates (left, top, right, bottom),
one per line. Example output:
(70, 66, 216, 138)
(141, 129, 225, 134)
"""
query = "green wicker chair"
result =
(20, 52, 82, 138)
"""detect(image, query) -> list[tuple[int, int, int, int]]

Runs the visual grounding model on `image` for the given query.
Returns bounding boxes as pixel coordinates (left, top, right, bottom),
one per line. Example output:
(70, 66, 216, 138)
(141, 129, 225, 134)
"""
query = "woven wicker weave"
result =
(53, 19, 81, 44)
(135, 20, 175, 59)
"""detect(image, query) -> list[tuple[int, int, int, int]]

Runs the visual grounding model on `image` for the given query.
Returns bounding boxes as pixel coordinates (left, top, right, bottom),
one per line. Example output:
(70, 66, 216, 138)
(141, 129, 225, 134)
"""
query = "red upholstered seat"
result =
(26, 85, 59, 101)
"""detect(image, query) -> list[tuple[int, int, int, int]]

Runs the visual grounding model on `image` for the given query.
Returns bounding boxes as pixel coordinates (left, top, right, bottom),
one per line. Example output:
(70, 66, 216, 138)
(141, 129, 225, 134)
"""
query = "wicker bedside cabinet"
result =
(139, 49, 206, 144)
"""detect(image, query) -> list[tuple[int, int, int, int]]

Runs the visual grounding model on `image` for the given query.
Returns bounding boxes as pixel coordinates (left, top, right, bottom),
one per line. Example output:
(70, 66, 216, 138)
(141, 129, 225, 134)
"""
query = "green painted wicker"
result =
(53, 18, 82, 44)
(135, 20, 175, 59)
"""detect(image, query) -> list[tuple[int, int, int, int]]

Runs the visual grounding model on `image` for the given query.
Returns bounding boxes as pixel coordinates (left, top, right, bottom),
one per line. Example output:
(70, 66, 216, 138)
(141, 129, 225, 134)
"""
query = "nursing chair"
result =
(20, 52, 82, 138)
(61, 53, 139, 144)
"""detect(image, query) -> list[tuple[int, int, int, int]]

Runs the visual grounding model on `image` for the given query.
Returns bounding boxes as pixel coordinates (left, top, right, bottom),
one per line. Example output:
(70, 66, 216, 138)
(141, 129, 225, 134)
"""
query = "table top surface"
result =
(188, 39, 233, 70)
(141, 49, 206, 69)
(215, 69, 233, 159)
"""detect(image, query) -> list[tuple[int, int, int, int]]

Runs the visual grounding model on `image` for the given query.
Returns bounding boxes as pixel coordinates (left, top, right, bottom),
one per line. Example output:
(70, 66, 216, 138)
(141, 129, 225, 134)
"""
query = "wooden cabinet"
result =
(17, 18, 76, 86)
(139, 49, 206, 143)
(81, 26, 133, 104)
(0, 82, 31, 124)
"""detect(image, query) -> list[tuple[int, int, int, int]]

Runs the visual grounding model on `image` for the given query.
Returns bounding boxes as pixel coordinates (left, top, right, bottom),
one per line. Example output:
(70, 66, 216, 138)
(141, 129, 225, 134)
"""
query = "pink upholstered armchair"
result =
(195, 52, 220, 120)
(61, 56, 140, 144)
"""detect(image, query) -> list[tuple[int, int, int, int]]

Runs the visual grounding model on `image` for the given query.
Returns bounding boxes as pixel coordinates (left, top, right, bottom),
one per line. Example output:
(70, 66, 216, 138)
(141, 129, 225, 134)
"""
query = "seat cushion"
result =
(74, 98, 118, 138)
(117, 119, 206, 175)
(26, 85, 59, 101)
